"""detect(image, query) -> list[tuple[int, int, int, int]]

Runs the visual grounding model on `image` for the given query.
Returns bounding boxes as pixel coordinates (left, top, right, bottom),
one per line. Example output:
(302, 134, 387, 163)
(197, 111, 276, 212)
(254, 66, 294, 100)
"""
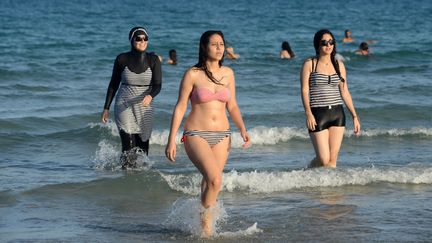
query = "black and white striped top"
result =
(122, 66, 153, 86)
(309, 61, 343, 108)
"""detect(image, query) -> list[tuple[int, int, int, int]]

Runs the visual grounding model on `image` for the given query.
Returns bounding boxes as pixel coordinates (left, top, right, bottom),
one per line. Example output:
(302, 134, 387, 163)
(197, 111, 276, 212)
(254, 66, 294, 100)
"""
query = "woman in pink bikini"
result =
(165, 30, 250, 237)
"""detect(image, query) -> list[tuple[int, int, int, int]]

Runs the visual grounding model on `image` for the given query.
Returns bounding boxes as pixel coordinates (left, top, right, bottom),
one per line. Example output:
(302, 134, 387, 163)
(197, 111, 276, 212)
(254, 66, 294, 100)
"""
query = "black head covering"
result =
(128, 26, 149, 44)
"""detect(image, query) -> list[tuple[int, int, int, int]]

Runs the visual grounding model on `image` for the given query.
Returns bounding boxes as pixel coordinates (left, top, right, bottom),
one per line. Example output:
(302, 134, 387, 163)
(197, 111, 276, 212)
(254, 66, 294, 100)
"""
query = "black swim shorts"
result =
(309, 105, 346, 133)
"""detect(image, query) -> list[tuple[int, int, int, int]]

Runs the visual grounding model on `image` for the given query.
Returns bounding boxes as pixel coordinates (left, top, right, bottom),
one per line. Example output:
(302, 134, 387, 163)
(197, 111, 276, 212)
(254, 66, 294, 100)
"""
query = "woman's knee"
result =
(207, 175, 222, 192)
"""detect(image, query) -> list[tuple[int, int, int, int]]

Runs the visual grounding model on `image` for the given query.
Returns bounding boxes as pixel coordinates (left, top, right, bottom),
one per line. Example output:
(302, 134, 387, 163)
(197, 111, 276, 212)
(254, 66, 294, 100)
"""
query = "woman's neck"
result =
(206, 60, 220, 72)
(318, 55, 331, 64)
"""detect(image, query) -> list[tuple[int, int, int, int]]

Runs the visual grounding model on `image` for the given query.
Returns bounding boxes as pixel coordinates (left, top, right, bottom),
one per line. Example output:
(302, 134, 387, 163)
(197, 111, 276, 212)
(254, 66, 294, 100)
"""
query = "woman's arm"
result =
(149, 54, 162, 98)
(300, 59, 316, 131)
(225, 67, 250, 148)
(338, 61, 361, 135)
(166, 68, 195, 161)
(101, 56, 122, 123)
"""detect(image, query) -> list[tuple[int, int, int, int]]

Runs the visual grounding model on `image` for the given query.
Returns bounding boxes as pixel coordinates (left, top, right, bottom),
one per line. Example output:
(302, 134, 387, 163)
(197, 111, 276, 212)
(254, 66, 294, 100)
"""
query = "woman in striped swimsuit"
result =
(300, 29, 360, 168)
(101, 26, 162, 168)
(165, 30, 250, 237)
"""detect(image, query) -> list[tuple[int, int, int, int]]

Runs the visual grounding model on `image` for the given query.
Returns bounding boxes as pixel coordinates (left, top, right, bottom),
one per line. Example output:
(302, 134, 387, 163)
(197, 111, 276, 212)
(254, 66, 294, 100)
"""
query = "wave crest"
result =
(160, 167, 432, 195)
(92, 123, 432, 147)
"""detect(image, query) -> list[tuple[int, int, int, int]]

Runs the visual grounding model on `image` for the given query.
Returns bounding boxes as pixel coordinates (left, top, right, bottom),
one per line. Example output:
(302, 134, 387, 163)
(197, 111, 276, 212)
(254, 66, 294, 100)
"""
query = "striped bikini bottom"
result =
(181, 130, 231, 147)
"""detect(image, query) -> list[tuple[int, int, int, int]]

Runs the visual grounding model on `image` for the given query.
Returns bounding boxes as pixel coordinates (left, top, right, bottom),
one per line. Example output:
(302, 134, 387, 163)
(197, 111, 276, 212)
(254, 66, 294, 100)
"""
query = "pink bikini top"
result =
(190, 87, 231, 103)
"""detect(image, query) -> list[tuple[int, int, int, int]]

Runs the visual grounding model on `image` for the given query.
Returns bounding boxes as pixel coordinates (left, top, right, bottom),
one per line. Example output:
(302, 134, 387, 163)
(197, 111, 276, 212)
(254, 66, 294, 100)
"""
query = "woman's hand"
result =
(142, 95, 153, 106)
(306, 113, 317, 131)
(353, 116, 361, 135)
(101, 109, 109, 123)
(241, 131, 251, 148)
(165, 141, 177, 162)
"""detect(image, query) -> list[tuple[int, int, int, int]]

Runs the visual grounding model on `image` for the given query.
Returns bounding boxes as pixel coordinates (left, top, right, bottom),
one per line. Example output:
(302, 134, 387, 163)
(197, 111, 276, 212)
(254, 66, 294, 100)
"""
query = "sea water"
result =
(1, 0, 431, 242)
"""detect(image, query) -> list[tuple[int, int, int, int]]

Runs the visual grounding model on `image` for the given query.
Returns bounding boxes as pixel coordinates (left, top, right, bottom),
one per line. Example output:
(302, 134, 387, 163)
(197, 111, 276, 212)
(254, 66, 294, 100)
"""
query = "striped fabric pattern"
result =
(114, 67, 154, 141)
(183, 130, 231, 147)
(309, 72, 343, 107)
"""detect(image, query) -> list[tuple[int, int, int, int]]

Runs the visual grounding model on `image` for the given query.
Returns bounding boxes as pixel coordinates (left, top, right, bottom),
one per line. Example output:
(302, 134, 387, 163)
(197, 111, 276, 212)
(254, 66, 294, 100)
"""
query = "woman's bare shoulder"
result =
(221, 66, 234, 75)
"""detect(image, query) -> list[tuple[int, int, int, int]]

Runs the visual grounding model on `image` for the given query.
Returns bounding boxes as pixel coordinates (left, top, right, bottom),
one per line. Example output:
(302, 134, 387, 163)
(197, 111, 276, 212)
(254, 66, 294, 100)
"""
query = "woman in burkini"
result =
(300, 29, 360, 168)
(101, 26, 162, 168)
(165, 30, 250, 237)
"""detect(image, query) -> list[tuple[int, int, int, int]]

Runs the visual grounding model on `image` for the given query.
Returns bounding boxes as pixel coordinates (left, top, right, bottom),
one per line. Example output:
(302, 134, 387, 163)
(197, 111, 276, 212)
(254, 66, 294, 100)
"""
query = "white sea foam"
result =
(92, 140, 121, 171)
(92, 139, 154, 171)
(91, 123, 432, 147)
(353, 127, 432, 137)
(164, 197, 227, 237)
(160, 166, 432, 195)
(218, 222, 263, 237)
(150, 126, 432, 147)
(148, 126, 308, 148)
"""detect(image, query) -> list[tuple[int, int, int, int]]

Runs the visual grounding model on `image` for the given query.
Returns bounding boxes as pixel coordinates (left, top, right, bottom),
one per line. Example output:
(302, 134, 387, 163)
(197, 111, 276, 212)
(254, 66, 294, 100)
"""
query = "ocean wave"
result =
(160, 166, 432, 195)
(151, 126, 432, 146)
(90, 124, 432, 148)
(356, 127, 432, 137)
(371, 65, 429, 74)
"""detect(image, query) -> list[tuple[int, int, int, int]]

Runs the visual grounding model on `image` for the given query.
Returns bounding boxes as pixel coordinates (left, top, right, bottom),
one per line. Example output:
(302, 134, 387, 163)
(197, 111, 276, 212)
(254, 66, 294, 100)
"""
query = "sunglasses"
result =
(320, 39, 335, 46)
(134, 36, 148, 42)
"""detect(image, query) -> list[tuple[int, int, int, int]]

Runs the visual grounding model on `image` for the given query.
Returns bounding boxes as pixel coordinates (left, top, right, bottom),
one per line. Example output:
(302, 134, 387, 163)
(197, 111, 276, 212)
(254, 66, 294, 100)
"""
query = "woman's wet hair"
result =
(344, 29, 350, 37)
(281, 41, 295, 58)
(359, 42, 369, 50)
(169, 49, 177, 63)
(194, 30, 225, 85)
(313, 29, 345, 82)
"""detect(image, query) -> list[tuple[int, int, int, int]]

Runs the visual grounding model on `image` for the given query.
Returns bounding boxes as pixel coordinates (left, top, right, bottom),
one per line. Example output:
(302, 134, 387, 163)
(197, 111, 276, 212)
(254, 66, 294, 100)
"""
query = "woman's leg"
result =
(327, 126, 345, 168)
(119, 129, 134, 153)
(184, 135, 230, 236)
(200, 136, 230, 236)
(119, 131, 150, 168)
(135, 134, 149, 155)
(184, 136, 222, 208)
(309, 129, 331, 167)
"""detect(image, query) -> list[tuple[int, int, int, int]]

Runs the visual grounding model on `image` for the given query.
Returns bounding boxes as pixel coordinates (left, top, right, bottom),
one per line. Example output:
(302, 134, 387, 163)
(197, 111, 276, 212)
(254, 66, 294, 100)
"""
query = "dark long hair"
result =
(281, 41, 295, 57)
(169, 49, 177, 64)
(313, 29, 345, 82)
(194, 30, 225, 85)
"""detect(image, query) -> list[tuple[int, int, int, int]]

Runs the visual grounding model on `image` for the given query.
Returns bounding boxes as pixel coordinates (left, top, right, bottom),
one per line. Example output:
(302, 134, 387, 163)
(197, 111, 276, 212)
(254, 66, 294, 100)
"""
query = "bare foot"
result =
(200, 207, 213, 238)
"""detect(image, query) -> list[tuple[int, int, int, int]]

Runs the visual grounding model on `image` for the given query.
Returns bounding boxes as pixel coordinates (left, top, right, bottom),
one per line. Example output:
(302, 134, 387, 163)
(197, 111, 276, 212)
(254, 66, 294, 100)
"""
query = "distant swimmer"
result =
(165, 30, 250, 237)
(342, 29, 355, 43)
(167, 49, 177, 65)
(280, 41, 295, 59)
(226, 46, 240, 60)
(300, 29, 360, 168)
(355, 42, 370, 56)
(101, 26, 162, 169)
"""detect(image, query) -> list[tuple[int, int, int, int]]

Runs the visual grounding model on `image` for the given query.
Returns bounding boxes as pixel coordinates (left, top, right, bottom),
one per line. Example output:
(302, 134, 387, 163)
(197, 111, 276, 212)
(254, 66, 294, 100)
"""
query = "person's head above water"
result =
(168, 49, 177, 64)
(128, 26, 149, 52)
(344, 29, 351, 38)
(281, 41, 295, 58)
(359, 42, 369, 51)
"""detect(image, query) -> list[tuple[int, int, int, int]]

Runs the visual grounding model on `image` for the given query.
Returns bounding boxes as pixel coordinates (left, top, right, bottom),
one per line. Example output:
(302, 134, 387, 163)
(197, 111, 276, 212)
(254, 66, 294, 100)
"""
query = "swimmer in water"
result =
(280, 41, 295, 59)
(167, 49, 177, 65)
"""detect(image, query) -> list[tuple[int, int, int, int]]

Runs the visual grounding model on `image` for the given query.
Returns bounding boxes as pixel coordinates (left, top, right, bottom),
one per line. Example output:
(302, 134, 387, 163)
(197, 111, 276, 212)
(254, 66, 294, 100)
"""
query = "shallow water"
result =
(1, 0, 432, 242)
